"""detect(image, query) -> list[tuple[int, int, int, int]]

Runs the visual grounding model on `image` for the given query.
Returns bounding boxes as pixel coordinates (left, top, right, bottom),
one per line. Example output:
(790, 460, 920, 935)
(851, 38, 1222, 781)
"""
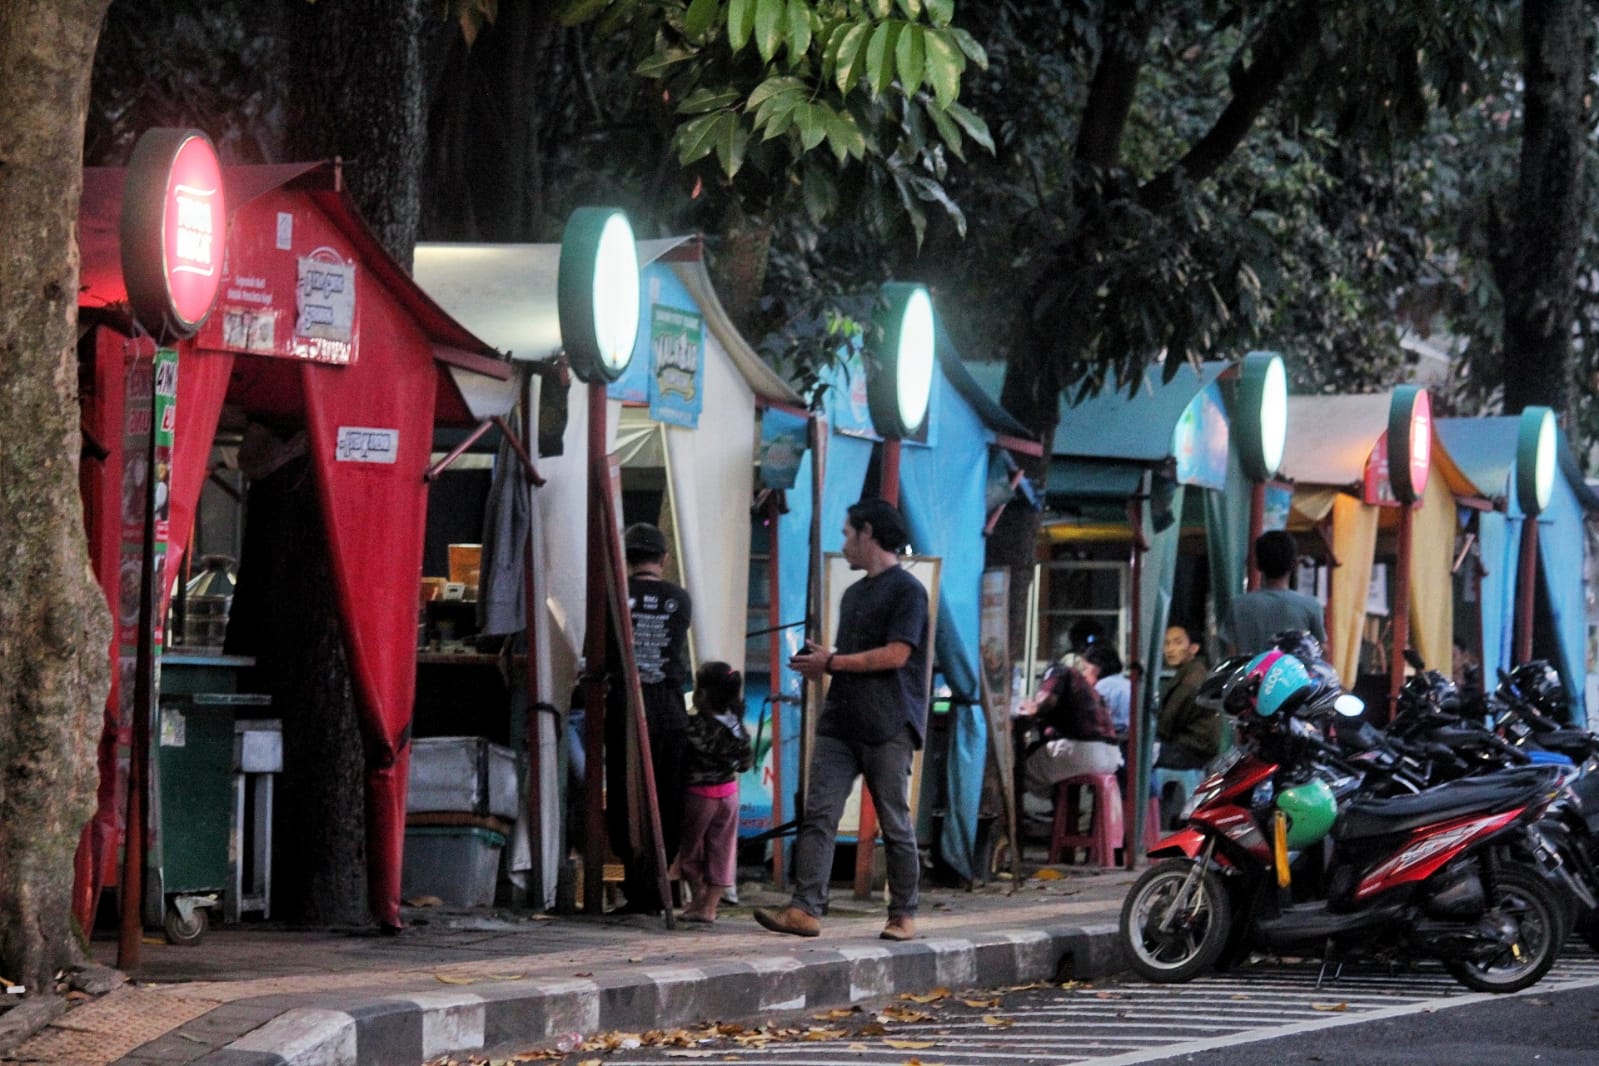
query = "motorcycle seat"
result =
(1534, 729, 1597, 761)
(1333, 766, 1561, 841)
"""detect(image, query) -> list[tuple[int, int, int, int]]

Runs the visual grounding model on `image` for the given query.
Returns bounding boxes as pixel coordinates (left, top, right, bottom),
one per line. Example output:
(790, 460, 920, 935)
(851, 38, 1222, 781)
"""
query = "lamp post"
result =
(1385, 386, 1432, 721)
(558, 207, 641, 917)
(1236, 352, 1288, 591)
(850, 282, 935, 897)
(1514, 407, 1557, 665)
(115, 128, 226, 968)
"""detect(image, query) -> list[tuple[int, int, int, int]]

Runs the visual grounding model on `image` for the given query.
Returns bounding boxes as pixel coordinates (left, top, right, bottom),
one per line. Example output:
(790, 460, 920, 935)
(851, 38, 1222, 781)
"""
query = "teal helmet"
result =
(1256, 652, 1312, 718)
(1275, 778, 1337, 848)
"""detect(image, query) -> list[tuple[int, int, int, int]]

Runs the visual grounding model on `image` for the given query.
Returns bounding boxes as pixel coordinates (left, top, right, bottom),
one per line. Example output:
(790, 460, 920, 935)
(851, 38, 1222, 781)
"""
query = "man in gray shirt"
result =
(1220, 530, 1326, 657)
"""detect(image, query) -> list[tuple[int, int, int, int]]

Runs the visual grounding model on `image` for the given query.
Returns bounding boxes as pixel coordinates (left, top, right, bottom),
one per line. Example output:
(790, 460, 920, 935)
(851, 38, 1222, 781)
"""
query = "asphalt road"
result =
(513, 947, 1599, 1066)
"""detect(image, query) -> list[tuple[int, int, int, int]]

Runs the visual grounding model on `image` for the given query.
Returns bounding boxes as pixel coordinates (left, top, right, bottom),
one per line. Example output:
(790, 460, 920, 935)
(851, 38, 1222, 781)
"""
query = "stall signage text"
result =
(336, 426, 399, 464)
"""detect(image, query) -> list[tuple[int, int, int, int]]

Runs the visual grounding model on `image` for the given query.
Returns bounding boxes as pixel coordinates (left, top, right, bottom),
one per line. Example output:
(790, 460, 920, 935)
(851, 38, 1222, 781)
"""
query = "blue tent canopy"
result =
(766, 336, 1034, 884)
(1435, 417, 1598, 722)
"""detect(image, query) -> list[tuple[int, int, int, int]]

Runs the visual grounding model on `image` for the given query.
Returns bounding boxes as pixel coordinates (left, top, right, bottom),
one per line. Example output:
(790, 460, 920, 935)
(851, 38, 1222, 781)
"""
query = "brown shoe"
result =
(880, 915, 917, 941)
(753, 905, 820, 937)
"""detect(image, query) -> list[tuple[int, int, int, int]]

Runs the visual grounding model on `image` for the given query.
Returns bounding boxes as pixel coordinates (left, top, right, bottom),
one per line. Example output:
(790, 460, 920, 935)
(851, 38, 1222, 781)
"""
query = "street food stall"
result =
(72, 144, 510, 939)
(1435, 412, 1598, 724)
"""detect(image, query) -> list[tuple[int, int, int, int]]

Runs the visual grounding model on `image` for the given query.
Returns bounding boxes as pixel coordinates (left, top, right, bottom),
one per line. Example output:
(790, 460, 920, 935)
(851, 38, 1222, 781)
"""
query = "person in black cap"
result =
(605, 522, 693, 914)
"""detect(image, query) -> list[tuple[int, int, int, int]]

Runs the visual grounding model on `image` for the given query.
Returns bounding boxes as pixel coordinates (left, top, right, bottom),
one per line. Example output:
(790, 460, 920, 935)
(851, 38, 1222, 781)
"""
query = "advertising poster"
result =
(980, 569, 1011, 717)
(646, 304, 704, 428)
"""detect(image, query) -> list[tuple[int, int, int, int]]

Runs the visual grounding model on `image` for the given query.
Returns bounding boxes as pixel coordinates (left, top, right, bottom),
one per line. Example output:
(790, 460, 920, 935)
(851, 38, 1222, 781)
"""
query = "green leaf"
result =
(684, 0, 720, 39)
(556, 0, 612, 28)
(865, 21, 901, 97)
(825, 108, 867, 161)
(754, 0, 784, 61)
(761, 101, 800, 139)
(944, 100, 993, 154)
(946, 26, 986, 67)
(894, 0, 921, 19)
(832, 22, 870, 93)
(797, 102, 830, 150)
(802, 166, 839, 222)
(634, 46, 695, 78)
(747, 75, 808, 110)
(678, 87, 743, 114)
(922, 27, 961, 107)
(924, 98, 963, 160)
(894, 24, 925, 96)
(785, 0, 812, 59)
(727, 0, 755, 52)
(714, 114, 751, 177)
(676, 111, 726, 165)
(865, 0, 892, 18)
(923, 0, 953, 26)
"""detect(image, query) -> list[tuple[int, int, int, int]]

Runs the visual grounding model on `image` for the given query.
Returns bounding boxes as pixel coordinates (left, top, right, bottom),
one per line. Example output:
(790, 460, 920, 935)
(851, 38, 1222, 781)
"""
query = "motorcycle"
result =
(1120, 648, 1569, 993)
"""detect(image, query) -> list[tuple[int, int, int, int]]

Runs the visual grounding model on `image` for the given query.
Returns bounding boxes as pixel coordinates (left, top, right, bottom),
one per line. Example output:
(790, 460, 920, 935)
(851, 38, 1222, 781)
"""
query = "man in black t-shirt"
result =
(605, 522, 692, 914)
(754, 499, 928, 942)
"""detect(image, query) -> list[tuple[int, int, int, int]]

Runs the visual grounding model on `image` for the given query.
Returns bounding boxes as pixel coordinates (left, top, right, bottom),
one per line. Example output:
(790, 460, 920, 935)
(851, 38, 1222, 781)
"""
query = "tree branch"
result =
(1139, 0, 1321, 211)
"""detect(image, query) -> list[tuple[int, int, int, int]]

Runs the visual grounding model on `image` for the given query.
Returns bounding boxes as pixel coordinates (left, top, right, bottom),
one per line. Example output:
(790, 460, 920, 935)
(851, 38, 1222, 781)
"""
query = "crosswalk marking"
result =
(588, 946, 1599, 1065)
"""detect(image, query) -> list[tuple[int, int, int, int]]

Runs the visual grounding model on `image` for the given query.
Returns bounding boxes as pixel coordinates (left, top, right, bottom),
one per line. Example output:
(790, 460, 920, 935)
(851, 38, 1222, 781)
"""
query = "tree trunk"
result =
(270, 0, 427, 926)
(0, 0, 116, 993)
(285, 0, 425, 267)
(708, 204, 774, 337)
(225, 453, 368, 925)
(1497, 0, 1584, 418)
(422, 0, 558, 241)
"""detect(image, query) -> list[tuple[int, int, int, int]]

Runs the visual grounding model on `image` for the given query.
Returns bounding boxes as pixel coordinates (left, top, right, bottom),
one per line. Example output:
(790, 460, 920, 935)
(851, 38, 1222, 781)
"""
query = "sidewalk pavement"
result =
(8, 865, 1137, 1066)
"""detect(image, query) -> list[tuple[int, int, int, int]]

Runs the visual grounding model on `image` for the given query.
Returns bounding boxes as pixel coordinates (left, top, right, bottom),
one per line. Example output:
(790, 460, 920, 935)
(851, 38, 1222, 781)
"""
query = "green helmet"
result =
(1275, 778, 1337, 849)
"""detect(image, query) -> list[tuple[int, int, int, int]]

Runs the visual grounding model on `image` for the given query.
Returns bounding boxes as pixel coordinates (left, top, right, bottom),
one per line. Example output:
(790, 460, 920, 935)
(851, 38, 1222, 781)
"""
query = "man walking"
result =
(754, 499, 928, 941)
(1221, 530, 1326, 656)
(606, 522, 692, 914)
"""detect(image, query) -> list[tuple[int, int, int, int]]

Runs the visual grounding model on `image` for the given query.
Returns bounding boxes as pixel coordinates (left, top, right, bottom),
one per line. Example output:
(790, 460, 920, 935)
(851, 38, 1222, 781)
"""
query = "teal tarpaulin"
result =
(901, 340, 995, 883)
(1435, 417, 1598, 722)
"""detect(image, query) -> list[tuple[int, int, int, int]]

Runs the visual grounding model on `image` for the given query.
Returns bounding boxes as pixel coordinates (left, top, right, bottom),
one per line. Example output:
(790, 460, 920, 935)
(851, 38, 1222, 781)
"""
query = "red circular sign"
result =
(121, 128, 226, 338)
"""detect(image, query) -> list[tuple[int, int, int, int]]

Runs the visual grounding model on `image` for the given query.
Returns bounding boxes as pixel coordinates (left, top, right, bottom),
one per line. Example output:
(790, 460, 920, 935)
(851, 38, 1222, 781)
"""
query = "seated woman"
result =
(1016, 660, 1123, 802)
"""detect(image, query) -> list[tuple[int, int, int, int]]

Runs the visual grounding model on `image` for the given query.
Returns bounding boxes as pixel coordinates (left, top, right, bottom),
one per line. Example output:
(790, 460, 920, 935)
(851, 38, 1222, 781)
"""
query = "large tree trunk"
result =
(0, 0, 116, 993)
(276, 0, 427, 924)
(285, 0, 425, 267)
(225, 451, 368, 925)
(422, 0, 558, 241)
(1497, 0, 1584, 418)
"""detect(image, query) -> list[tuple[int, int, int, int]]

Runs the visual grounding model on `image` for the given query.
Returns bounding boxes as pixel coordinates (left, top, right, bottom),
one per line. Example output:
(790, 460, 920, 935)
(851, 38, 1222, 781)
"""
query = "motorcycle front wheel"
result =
(1120, 859, 1232, 983)
(1443, 867, 1565, 993)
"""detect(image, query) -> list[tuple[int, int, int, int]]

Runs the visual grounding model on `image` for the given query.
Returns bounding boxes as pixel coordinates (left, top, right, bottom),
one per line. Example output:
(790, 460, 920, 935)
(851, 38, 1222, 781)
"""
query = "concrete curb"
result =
(187, 920, 1128, 1065)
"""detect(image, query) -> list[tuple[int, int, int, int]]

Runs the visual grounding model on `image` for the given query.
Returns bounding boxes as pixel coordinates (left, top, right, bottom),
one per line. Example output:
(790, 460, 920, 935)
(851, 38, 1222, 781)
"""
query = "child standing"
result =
(677, 661, 753, 923)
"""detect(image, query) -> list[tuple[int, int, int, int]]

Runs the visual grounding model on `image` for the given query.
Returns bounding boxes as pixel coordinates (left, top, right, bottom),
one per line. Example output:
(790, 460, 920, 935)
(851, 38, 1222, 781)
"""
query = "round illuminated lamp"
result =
(1516, 406, 1557, 517)
(1236, 351, 1288, 482)
(1386, 385, 1432, 505)
(120, 128, 227, 339)
(867, 283, 935, 440)
(558, 207, 640, 384)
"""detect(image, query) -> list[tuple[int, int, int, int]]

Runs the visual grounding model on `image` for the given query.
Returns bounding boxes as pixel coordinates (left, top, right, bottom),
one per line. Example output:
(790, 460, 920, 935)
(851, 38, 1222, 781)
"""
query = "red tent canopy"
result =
(75, 161, 510, 928)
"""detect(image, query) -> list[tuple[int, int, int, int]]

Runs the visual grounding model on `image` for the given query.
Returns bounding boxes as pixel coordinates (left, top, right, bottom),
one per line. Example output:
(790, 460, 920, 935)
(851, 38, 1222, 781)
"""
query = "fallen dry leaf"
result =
(1032, 867, 1065, 880)
(405, 895, 444, 907)
(662, 1052, 719, 1059)
(814, 1007, 859, 1020)
(981, 1014, 1014, 1028)
(801, 1027, 847, 1041)
(857, 1023, 888, 1037)
(961, 997, 1001, 1009)
(901, 987, 951, 1003)
(882, 1039, 936, 1049)
(434, 974, 477, 985)
(879, 1005, 933, 1023)
(1310, 1002, 1348, 1012)
(847, 1043, 869, 1051)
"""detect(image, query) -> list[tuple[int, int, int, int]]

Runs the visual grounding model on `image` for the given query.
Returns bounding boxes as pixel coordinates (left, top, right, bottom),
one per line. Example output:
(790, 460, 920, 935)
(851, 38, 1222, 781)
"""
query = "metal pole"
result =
(1123, 493, 1146, 871)
(1516, 515, 1538, 665)
(1388, 504, 1414, 723)
(765, 489, 786, 887)
(581, 384, 609, 915)
(1246, 481, 1265, 592)
(519, 375, 545, 909)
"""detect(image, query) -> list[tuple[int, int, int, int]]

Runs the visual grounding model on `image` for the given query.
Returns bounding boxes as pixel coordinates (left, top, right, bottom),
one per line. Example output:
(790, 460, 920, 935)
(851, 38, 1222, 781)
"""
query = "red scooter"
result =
(1120, 650, 1570, 993)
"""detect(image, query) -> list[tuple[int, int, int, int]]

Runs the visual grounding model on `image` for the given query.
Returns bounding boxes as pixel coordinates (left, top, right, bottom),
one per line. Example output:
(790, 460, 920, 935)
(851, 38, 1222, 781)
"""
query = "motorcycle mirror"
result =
(1334, 693, 1365, 718)
(1403, 648, 1426, 671)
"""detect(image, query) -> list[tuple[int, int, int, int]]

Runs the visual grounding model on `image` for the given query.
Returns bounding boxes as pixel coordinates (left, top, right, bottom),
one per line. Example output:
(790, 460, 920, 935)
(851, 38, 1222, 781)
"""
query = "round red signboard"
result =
(121, 128, 226, 338)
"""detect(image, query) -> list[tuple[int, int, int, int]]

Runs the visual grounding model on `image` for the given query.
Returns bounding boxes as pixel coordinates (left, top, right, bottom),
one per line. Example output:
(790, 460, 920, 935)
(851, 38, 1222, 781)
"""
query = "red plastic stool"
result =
(1048, 773, 1125, 867)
